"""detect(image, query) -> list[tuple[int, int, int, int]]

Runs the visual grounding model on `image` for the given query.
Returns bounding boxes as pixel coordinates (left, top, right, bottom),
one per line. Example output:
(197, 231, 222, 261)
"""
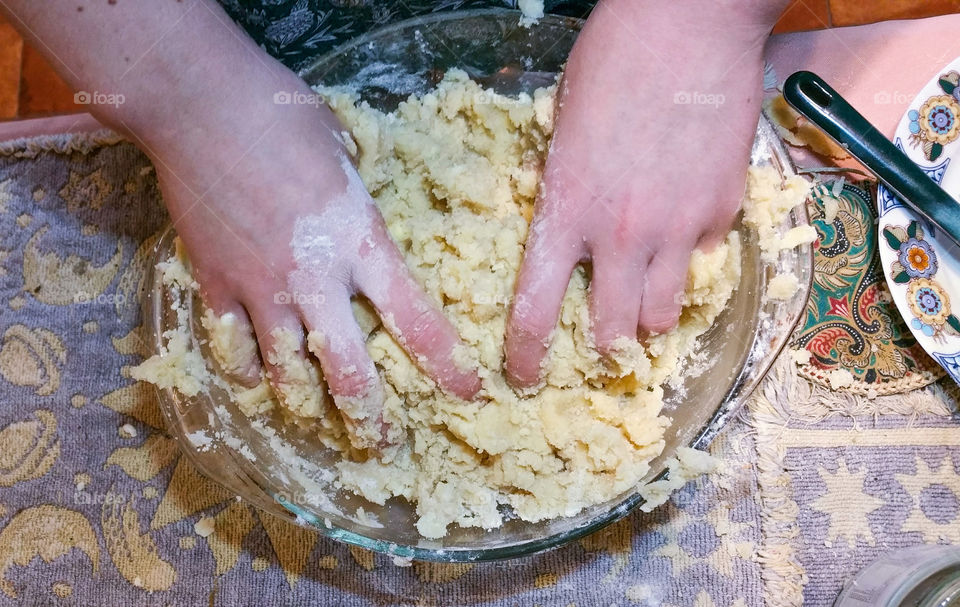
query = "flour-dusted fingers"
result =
(198, 301, 262, 387)
(504, 219, 583, 389)
(190, 263, 263, 386)
(590, 246, 649, 354)
(588, 250, 647, 353)
(693, 199, 740, 253)
(246, 303, 329, 420)
(638, 244, 695, 335)
(355, 230, 481, 401)
(299, 289, 388, 449)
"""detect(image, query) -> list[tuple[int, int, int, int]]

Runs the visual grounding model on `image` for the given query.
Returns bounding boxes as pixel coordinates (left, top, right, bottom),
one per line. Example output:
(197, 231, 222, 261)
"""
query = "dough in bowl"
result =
(134, 70, 810, 538)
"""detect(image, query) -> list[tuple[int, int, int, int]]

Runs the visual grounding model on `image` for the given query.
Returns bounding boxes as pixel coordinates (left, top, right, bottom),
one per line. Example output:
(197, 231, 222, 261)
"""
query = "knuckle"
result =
(318, 344, 378, 399)
(639, 307, 680, 334)
(329, 371, 373, 398)
(609, 211, 647, 248)
(594, 324, 628, 351)
(592, 302, 638, 350)
(506, 366, 538, 389)
(400, 308, 446, 350)
(509, 300, 555, 344)
(663, 210, 702, 238)
(504, 348, 543, 387)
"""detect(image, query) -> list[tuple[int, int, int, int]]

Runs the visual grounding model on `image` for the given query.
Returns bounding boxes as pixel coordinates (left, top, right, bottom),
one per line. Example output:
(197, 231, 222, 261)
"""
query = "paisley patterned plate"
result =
(878, 58, 960, 384)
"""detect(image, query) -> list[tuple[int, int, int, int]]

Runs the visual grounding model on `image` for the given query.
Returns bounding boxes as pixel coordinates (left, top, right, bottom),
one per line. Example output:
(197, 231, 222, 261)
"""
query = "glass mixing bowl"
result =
(144, 9, 813, 562)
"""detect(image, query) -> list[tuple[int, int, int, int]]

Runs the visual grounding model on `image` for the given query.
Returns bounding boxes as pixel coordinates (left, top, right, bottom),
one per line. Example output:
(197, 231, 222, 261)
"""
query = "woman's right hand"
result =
(150, 85, 480, 449)
(0, 0, 479, 449)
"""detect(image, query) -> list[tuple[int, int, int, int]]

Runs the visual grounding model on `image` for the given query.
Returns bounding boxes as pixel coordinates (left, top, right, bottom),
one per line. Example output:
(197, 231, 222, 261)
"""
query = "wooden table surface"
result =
(0, 0, 957, 122)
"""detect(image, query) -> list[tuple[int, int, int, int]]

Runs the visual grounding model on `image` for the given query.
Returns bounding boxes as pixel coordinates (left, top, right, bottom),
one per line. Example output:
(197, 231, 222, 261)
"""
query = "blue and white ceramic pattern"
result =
(878, 58, 960, 385)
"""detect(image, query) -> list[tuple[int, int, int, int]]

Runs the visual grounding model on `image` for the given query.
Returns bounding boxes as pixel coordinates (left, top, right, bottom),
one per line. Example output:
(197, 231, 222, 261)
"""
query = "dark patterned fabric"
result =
(790, 179, 943, 394)
(214, 0, 596, 71)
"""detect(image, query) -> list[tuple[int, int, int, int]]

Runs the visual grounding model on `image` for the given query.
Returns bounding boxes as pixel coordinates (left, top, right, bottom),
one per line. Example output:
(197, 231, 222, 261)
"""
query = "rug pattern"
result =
(0, 134, 956, 607)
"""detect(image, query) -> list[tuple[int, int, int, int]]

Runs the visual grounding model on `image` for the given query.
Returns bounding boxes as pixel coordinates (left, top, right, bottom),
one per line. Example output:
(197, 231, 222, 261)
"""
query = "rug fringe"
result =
(748, 352, 958, 607)
(0, 128, 124, 158)
(776, 356, 955, 424)
(749, 356, 809, 607)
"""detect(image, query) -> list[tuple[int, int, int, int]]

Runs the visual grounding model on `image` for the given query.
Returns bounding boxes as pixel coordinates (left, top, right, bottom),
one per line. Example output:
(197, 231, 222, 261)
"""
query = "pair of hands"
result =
(157, 1, 780, 447)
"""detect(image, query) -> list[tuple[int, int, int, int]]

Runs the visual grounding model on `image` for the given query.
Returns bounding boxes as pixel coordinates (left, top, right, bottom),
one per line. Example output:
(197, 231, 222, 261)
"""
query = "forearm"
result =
(557, 0, 791, 157)
(578, 0, 791, 92)
(596, 0, 792, 36)
(585, 0, 789, 65)
(0, 0, 329, 155)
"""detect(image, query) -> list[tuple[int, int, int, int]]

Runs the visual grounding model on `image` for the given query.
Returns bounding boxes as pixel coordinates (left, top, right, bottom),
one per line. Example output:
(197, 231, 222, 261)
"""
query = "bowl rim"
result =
(297, 8, 586, 82)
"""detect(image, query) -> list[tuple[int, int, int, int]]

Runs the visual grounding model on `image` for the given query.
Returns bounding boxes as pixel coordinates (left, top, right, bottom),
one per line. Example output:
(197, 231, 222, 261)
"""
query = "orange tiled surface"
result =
(773, 0, 832, 34)
(19, 44, 81, 117)
(0, 3, 957, 121)
(0, 18, 22, 119)
(830, 0, 960, 27)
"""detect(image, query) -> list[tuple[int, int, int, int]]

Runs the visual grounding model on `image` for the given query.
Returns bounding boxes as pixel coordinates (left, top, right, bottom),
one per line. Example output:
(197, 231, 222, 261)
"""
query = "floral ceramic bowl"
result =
(878, 59, 960, 381)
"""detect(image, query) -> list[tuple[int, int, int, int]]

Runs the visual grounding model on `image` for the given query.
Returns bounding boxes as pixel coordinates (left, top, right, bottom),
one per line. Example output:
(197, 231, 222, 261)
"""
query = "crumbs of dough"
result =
(187, 429, 214, 452)
(135, 70, 806, 539)
(130, 330, 207, 397)
(823, 197, 840, 223)
(194, 516, 215, 538)
(790, 348, 812, 366)
(827, 368, 855, 390)
(767, 273, 800, 300)
(266, 327, 328, 418)
(742, 166, 812, 262)
(638, 447, 719, 512)
(201, 310, 258, 378)
(740, 167, 810, 304)
(518, 0, 545, 26)
(158, 258, 197, 290)
(780, 225, 817, 250)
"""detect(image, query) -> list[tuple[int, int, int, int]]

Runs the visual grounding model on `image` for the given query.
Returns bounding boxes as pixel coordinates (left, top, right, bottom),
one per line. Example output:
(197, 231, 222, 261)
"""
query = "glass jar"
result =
(835, 545, 960, 607)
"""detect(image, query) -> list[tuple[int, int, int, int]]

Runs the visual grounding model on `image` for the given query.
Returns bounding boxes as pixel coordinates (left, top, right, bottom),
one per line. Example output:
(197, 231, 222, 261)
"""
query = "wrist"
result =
(576, 0, 785, 89)
(105, 64, 348, 220)
(68, 0, 333, 157)
(101, 61, 346, 177)
(103, 70, 311, 151)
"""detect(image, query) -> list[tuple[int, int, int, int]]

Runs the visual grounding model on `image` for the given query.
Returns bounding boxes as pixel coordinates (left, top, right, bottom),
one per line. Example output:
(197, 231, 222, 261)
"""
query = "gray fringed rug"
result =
(0, 128, 956, 607)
